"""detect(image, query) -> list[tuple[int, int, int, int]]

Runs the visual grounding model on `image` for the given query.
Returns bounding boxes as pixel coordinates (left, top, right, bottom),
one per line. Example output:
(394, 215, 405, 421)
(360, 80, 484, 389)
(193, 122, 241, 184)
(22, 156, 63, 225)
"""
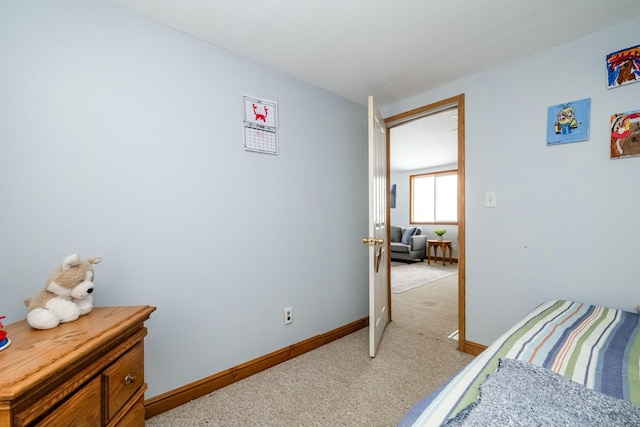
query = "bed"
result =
(398, 299, 640, 426)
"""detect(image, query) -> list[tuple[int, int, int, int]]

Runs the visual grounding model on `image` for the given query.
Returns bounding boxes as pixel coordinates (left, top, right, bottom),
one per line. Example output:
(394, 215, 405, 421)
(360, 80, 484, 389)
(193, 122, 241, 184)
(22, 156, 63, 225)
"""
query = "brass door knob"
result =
(362, 237, 384, 246)
(124, 374, 136, 385)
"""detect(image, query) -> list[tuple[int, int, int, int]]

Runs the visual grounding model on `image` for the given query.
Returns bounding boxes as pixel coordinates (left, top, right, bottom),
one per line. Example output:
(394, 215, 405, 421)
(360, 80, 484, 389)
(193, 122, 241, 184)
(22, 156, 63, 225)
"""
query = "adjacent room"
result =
(389, 107, 461, 342)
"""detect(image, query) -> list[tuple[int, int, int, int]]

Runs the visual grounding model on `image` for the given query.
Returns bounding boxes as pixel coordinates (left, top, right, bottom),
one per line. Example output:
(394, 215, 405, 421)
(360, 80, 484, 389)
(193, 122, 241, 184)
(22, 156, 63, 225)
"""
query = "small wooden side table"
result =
(427, 239, 453, 266)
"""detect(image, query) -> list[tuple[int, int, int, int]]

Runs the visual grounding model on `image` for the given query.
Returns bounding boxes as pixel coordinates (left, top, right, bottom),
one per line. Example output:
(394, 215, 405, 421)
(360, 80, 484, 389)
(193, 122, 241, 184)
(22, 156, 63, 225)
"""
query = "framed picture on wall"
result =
(606, 45, 640, 89)
(610, 109, 640, 158)
(390, 184, 396, 209)
(546, 98, 591, 146)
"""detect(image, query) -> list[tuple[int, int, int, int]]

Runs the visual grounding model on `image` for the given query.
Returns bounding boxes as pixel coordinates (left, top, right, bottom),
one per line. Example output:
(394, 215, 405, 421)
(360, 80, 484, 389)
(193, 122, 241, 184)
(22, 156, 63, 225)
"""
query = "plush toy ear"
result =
(61, 254, 81, 270)
(87, 257, 102, 265)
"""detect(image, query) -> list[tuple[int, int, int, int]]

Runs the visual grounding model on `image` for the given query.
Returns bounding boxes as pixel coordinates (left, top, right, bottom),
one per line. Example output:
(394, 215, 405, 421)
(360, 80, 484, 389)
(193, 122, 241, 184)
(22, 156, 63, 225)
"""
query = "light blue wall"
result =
(0, 1, 368, 397)
(3, 0, 639, 398)
(383, 17, 640, 345)
(390, 165, 459, 258)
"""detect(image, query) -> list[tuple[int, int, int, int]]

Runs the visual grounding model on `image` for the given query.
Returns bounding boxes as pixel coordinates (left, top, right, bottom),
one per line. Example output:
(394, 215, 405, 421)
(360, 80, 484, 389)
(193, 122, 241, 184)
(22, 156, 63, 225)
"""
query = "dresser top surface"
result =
(0, 305, 155, 400)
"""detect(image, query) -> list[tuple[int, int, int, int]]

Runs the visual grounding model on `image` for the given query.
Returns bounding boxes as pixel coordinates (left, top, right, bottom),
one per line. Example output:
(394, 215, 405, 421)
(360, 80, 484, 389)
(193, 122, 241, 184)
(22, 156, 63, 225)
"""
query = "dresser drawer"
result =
(37, 376, 102, 426)
(103, 342, 144, 421)
(107, 392, 146, 427)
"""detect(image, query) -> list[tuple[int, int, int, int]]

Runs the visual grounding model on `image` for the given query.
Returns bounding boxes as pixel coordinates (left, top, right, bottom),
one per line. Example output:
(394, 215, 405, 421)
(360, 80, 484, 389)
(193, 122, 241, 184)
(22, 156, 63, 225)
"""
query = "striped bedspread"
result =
(399, 300, 640, 427)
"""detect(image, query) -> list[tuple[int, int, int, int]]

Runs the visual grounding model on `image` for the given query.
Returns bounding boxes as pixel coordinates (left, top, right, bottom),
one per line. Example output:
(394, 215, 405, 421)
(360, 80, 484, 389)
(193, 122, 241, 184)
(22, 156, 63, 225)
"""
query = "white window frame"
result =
(410, 169, 458, 224)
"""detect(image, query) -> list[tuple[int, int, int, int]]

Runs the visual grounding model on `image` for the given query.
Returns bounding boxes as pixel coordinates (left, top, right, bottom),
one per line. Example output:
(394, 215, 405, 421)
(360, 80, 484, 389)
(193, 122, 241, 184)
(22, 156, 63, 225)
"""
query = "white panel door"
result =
(366, 95, 389, 358)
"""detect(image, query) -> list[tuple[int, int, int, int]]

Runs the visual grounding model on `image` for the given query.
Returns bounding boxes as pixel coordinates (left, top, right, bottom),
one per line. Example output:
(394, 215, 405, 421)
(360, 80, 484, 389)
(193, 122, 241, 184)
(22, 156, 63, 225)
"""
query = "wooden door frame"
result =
(383, 94, 467, 352)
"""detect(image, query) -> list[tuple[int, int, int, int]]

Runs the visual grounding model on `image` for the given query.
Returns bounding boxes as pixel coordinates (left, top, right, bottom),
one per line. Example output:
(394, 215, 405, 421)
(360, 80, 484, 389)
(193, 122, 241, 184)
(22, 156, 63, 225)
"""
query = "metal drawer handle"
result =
(124, 374, 136, 385)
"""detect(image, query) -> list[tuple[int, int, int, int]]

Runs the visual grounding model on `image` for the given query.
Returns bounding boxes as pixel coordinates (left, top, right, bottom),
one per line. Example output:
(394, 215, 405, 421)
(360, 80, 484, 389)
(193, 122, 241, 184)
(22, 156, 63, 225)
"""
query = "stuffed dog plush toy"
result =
(24, 254, 102, 329)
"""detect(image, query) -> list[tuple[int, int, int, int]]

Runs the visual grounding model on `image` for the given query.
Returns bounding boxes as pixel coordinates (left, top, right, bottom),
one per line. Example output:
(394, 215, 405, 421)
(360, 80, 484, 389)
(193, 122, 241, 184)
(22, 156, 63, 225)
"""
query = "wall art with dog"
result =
(611, 109, 640, 159)
(607, 45, 640, 89)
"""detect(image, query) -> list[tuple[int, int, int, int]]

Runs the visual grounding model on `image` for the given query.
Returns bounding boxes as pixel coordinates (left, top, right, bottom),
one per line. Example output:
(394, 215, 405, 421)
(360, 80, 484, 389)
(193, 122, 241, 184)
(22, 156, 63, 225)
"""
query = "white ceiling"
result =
(101, 0, 640, 170)
(103, 0, 640, 106)
(390, 108, 458, 172)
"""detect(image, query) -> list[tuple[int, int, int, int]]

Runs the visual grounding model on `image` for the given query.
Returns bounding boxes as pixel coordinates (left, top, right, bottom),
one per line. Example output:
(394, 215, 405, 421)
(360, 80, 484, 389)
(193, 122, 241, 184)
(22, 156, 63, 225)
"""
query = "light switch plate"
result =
(485, 191, 497, 207)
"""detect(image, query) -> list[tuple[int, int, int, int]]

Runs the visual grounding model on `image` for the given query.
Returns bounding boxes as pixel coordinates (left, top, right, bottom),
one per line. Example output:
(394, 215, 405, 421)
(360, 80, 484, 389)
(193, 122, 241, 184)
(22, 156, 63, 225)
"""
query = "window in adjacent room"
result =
(410, 170, 457, 223)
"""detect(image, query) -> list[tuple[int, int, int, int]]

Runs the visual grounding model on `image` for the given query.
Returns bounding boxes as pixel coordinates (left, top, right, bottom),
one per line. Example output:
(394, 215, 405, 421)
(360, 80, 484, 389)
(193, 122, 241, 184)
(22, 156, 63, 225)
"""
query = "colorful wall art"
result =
(546, 98, 591, 145)
(611, 110, 640, 159)
(607, 45, 640, 89)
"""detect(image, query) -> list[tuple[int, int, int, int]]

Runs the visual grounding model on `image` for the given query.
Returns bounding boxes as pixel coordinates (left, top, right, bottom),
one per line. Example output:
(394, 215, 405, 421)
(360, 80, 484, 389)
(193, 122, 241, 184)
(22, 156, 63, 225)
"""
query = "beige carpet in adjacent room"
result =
(146, 271, 472, 427)
(391, 260, 457, 293)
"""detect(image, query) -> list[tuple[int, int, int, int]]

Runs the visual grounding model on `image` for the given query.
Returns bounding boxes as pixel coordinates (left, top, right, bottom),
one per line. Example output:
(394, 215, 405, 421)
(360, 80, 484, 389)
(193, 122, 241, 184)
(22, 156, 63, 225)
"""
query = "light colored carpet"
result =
(146, 272, 473, 427)
(391, 261, 458, 293)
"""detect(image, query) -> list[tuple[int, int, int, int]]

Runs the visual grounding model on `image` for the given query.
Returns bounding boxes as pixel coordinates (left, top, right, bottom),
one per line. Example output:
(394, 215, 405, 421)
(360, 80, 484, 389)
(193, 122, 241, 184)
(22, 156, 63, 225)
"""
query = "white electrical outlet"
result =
(284, 307, 293, 325)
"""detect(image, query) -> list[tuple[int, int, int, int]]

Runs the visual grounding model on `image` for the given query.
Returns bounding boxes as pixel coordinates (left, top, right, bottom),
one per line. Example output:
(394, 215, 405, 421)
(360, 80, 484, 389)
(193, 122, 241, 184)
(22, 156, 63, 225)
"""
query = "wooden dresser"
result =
(0, 305, 155, 427)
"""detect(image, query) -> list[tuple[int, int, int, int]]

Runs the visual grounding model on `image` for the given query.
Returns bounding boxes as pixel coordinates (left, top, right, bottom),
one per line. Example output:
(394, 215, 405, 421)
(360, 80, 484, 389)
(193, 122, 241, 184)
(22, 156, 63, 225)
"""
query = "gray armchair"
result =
(389, 226, 427, 262)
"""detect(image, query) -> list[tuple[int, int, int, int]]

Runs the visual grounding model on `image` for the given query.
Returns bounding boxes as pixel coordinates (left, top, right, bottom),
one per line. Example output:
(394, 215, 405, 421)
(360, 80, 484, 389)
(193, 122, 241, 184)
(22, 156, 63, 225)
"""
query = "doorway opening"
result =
(384, 94, 466, 351)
